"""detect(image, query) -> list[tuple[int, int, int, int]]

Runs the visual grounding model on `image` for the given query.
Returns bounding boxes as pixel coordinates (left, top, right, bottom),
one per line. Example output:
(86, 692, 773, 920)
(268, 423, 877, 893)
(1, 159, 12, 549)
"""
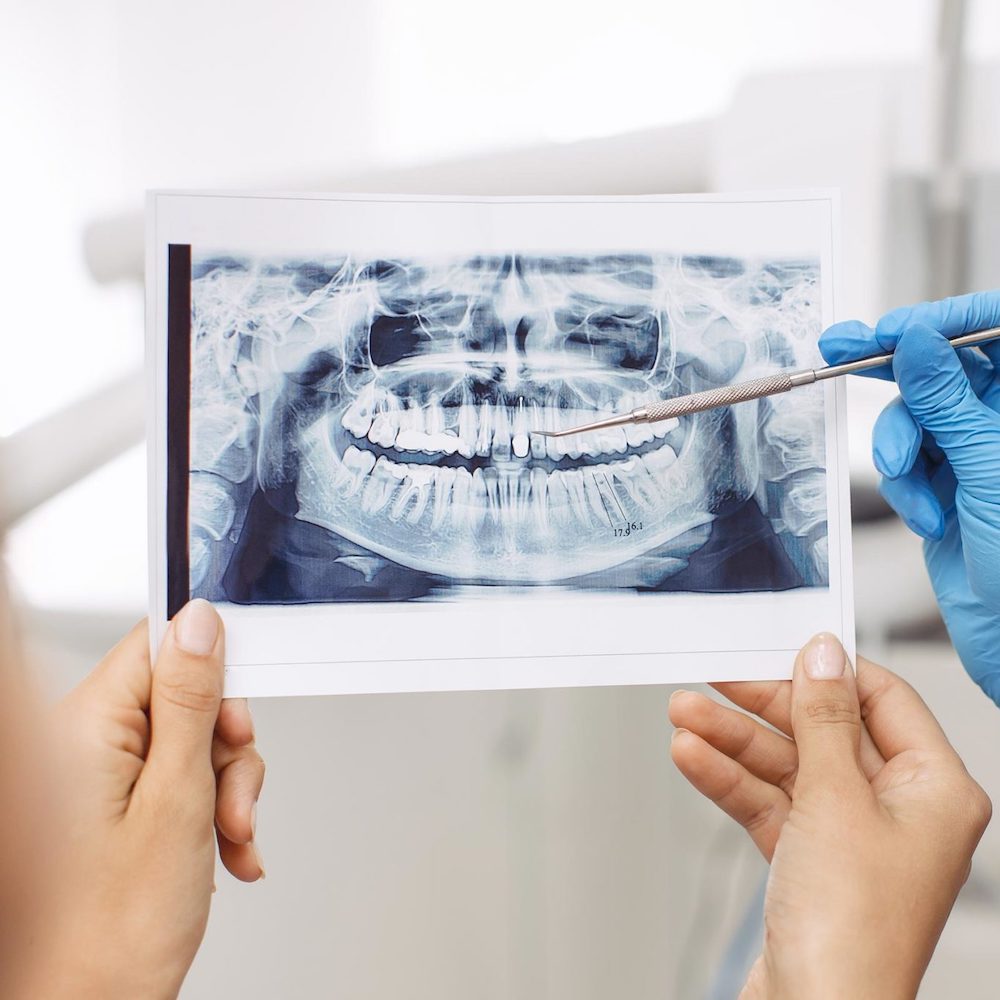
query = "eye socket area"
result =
(555, 303, 661, 372)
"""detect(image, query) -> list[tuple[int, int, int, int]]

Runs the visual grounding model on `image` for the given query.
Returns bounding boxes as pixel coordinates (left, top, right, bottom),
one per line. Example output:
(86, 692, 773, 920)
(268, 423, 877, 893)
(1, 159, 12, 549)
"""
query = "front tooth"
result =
(530, 404, 548, 459)
(369, 413, 397, 448)
(546, 470, 570, 525)
(470, 468, 488, 530)
(512, 402, 530, 459)
(452, 467, 472, 528)
(561, 469, 592, 526)
(476, 402, 494, 457)
(431, 467, 456, 530)
(480, 467, 501, 524)
(492, 405, 511, 460)
(426, 403, 444, 436)
(458, 405, 478, 459)
(530, 467, 548, 530)
(584, 467, 613, 524)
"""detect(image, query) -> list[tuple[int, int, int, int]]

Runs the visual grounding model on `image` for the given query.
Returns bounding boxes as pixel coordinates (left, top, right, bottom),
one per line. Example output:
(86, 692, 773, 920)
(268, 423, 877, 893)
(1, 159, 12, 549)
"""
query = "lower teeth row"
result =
(333, 443, 680, 529)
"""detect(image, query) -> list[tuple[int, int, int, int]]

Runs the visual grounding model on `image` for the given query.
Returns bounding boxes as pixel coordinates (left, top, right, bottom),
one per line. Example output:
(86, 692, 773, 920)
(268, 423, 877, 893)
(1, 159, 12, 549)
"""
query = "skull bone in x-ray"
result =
(187, 252, 828, 600)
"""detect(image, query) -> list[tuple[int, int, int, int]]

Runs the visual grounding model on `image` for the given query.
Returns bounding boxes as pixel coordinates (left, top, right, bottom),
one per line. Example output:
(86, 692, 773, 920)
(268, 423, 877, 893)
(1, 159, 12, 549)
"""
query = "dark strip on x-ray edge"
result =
(166, 243, 192, 618)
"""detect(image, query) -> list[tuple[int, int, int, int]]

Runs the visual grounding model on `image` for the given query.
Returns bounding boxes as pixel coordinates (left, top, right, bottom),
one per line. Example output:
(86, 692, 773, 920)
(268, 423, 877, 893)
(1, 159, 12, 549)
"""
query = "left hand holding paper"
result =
(670, 635, 990, 1000)
(45, 601, 265, 999)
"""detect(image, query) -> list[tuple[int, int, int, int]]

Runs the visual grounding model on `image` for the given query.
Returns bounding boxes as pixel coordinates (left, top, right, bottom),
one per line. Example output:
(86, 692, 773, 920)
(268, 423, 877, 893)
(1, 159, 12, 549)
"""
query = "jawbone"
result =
(292, 398, 758, 584)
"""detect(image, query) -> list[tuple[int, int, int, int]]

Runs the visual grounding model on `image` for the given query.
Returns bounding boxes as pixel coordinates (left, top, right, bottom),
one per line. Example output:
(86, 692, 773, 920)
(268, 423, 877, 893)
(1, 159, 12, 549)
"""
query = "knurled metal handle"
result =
(639, 371, 796, 423)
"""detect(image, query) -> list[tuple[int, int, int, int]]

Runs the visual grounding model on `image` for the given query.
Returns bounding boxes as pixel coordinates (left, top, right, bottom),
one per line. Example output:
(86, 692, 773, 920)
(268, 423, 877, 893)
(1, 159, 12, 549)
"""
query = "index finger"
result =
(876, 290, 1000, 344)
(854, 655, 954, 759)
(711, 677, 886, 778)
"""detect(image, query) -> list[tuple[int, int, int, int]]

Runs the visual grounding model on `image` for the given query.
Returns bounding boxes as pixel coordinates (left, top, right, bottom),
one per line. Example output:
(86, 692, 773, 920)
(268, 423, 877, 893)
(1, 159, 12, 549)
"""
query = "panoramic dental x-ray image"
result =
(186, 252, 828, 604)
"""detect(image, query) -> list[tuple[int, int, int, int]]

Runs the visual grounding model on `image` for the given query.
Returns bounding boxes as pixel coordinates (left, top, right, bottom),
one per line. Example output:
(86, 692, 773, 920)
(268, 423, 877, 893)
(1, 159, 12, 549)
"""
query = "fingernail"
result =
(671, 727, 689, 742)
(803, 633, 846, 680)
(669, 689, 687, 704)
(252, 842, 266, 880)
(174, 599, 219, 656)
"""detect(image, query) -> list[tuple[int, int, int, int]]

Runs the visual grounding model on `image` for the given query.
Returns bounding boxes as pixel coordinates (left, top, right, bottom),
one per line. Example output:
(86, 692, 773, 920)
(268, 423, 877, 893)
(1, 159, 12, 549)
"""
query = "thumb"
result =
(893, 324, 1000, 499)
(143, 599, 224, 792)
(790, 633, 864, 789)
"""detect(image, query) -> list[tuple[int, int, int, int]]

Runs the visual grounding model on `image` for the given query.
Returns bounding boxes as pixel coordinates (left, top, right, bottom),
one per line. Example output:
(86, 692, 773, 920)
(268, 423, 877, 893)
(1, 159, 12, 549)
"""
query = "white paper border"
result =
(146, 191, 854, 697)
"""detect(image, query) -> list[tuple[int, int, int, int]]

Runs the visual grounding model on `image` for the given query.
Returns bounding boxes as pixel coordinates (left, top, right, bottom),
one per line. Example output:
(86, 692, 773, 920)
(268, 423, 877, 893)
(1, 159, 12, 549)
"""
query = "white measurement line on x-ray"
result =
(594, 472, 627, 528)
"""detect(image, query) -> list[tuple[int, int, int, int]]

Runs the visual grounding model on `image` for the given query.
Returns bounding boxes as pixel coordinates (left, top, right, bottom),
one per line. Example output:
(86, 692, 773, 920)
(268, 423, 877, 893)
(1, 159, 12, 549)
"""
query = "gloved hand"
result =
(820, 291, 1000, 704)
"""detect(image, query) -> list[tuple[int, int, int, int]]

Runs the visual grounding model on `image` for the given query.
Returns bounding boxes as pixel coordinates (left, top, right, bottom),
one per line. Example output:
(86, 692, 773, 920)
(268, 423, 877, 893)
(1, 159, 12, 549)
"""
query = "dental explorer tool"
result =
(532, 326, 1000, 439)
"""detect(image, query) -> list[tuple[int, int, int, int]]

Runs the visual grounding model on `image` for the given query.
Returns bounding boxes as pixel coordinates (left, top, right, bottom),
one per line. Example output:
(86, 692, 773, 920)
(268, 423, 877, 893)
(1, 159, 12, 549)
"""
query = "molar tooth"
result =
(650, 416, 680, 440)
(369, 413, 397, 448)
(643, 443, 678, 475)
(360, 456, 403, 514)
(625, 423, 655, 448)
(341, 398, 373, 439)
(389, 467, 432, 525)
(338, 445, 376, 496)
(610, 457, 654, 510)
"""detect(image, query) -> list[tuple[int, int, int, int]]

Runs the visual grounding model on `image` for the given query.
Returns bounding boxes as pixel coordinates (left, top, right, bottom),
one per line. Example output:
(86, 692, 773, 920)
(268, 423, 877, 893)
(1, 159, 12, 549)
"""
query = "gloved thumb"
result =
(893, 323, 1000, 500)
(142, 599, 224, 795)
(789, 633, 865, 790)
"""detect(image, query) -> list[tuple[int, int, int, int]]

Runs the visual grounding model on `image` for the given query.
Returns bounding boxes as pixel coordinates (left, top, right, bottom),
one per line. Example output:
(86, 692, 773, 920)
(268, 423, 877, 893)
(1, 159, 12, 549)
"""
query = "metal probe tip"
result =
(530, 412, 636, 438)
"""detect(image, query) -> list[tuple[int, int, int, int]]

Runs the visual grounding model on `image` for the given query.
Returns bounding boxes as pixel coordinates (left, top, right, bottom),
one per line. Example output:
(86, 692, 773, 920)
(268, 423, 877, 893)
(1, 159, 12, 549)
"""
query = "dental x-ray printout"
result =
(147, 191, 854, 697)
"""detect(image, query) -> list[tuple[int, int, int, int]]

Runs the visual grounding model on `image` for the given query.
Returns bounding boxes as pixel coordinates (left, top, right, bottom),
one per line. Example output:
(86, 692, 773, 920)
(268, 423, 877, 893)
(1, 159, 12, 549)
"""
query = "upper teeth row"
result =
(341, 400, 679, 461)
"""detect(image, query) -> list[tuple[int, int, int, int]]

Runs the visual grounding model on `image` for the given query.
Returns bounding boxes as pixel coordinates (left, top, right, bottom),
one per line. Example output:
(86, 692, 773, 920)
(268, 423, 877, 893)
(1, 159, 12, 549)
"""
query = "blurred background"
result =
(3, 0, 1000, 996)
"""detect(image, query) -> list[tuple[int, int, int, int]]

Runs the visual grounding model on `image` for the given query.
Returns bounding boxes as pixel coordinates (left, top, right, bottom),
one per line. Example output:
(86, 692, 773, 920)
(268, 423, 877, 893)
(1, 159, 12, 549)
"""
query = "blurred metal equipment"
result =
(0, 371, 144, 530)
(930, 0, 968, 300)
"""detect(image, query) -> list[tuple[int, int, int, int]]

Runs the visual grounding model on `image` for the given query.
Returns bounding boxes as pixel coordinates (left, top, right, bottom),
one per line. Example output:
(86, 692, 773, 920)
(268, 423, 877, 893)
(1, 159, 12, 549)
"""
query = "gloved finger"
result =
(670, 728, 789, 862)
(876, 290, 1000, 344)
(669, 689, 798, 794)
(140, 600, 224, 799)
(893, 325, 1000, 499)
(926, 515, 1000, 694)
(818, 320, 896, 381)
(879, 463, 946, 540)
(789, 633, 867, 792)
(872, 396, 923, 479)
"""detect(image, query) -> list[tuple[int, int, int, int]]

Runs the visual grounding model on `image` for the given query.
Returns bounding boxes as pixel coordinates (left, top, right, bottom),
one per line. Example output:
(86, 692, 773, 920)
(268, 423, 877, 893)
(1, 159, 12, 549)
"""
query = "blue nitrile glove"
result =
(820, 291, 1000, 705)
